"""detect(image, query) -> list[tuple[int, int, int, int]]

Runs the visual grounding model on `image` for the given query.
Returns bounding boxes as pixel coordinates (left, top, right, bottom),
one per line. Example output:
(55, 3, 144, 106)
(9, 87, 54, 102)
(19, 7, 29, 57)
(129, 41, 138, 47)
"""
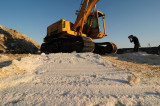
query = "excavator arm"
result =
(73, 0, 99, 35)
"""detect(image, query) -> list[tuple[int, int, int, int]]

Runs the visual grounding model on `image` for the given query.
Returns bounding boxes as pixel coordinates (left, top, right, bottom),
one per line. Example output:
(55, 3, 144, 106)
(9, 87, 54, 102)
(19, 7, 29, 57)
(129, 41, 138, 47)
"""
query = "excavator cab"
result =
(84, 10, 107, 39)
(84, 10, 118, 54)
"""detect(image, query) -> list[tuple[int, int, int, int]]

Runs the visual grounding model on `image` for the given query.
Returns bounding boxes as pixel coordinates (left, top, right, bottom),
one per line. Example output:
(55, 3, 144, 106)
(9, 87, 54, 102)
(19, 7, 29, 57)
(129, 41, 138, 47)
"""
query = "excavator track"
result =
(94, 42, 118, 54)
(40, 36, 95, 53)
(41, 35, 118, 54)
(81, 36, 95, 52)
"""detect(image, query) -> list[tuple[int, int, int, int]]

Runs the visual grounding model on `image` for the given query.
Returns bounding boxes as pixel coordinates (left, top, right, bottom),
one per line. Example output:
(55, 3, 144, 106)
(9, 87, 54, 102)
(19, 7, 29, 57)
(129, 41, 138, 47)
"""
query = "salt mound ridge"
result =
(0, 53, 159, 106)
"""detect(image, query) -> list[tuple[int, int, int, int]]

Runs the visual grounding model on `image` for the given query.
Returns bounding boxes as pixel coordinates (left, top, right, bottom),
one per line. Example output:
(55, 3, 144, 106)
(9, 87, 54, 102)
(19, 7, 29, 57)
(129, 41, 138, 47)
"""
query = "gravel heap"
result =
(0, 25, 40, 53)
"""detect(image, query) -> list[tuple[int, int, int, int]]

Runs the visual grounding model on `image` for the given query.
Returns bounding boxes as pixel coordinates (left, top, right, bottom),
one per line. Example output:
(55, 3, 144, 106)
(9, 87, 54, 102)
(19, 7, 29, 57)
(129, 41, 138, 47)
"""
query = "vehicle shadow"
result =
(145, 92, 160, 96)
(0, 57, 21, 68)
(101, 78, 128, 84)
(0, 60, 12, 68)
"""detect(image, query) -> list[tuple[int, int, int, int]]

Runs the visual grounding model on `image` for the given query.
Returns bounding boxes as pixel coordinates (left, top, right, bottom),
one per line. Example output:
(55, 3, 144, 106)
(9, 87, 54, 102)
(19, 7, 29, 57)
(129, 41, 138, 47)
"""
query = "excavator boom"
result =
(73, 0, 99, 34)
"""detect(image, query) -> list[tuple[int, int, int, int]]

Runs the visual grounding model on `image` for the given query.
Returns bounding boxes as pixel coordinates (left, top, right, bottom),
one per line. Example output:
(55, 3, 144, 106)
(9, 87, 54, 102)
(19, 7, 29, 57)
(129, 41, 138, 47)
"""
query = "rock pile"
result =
(0, 25, 40, 53)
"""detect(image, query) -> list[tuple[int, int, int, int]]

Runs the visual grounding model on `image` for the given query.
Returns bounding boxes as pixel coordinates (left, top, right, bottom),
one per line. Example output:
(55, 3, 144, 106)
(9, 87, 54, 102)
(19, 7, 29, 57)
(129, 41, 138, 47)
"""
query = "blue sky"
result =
(0, 0, 160, 48)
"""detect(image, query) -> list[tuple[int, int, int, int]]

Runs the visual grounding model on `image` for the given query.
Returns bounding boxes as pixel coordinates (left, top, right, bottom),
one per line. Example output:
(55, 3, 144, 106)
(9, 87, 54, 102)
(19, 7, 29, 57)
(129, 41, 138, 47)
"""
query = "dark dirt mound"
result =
(0, 25, 40, 53)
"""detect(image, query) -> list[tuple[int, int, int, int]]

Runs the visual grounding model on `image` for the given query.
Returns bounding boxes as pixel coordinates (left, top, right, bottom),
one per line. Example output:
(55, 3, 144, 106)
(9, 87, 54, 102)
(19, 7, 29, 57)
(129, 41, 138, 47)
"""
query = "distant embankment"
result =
(117, 47, 159, 54)
(0, 25, 40, 53)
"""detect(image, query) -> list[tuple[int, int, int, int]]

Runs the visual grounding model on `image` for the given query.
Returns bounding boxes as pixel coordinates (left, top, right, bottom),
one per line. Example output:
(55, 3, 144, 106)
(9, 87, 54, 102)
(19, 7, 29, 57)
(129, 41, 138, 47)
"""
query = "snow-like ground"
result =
(0, 53, 160, 105)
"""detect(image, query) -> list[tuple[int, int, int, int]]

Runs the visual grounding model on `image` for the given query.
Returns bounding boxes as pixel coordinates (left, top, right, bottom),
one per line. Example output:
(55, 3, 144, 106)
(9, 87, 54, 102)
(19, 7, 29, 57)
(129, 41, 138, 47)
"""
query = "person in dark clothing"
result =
(128, 35, 140, 52)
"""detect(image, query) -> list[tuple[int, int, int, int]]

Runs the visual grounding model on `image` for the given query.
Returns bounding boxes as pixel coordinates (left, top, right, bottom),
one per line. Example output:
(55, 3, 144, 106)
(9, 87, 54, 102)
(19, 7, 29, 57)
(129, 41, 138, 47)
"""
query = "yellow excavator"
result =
(40, 0, 117, 54)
